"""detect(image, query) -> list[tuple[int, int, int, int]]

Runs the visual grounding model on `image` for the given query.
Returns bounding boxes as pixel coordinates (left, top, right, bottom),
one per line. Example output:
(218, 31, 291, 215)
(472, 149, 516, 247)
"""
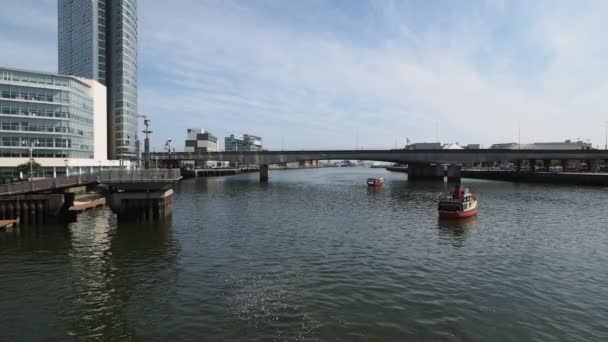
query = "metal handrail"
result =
(0, 169, 181, 196)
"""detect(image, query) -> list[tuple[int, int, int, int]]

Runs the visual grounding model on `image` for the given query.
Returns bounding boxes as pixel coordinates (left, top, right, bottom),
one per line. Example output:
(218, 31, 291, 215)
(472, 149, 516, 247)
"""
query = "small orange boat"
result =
(367, 177, 384, 187)
(438, 185, 477, 219)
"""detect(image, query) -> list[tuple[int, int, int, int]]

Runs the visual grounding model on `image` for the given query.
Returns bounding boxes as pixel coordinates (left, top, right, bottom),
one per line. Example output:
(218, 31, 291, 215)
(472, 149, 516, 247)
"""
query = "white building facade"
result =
(0, 67, 121, 181)
(491, 140, 592, 150)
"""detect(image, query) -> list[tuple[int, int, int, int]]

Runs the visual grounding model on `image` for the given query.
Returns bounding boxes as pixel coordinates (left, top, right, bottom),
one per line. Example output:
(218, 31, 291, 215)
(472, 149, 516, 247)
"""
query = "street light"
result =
(165, 139, 172, 168)
(604, 121, 607, 150)
(22, 139, 39, 180)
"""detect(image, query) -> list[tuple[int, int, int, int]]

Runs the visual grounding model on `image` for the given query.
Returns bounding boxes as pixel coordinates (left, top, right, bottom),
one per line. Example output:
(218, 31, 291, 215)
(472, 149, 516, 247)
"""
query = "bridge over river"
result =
(151, 149, 608, 181)
(0, 169, 181, 224)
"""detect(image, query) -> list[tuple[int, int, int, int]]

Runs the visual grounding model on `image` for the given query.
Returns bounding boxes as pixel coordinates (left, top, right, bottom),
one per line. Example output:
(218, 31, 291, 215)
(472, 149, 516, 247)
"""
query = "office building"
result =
(490, 142, 519, 149)
(58, 0, 138, 160)
(225, 134, 263, 152)
(0, 67, 118, 179)
(183, 128, 228, 168)
(490, 140, 592, 150)
(184, 128, 218, 153)
(405, 142, 442, 150)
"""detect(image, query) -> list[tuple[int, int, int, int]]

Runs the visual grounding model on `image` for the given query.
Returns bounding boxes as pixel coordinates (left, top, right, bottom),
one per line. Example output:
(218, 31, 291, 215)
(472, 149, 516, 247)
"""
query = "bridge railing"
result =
(98, 169, 182, 182)
(0, 169, 182, 196)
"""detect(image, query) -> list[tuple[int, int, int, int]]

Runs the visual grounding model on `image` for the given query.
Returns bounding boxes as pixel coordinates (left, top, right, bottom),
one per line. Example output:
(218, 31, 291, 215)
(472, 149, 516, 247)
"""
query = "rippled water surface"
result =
(1, 168, 608, 341)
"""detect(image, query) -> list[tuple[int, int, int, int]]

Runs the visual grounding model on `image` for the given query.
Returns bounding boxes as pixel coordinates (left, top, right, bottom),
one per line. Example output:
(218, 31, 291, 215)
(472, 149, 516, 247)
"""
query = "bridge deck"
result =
(150, 149, 608, 165)
(0, 169, 182, 196)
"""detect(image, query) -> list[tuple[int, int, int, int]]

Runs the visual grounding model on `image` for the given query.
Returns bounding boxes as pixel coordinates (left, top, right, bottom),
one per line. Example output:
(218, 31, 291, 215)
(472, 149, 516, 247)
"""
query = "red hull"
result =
(438, 207, 477, 219)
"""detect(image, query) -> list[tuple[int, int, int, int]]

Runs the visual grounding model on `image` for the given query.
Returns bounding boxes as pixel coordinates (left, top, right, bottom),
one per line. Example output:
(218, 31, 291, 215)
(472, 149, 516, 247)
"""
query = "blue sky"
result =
(1, 0, 608, 150)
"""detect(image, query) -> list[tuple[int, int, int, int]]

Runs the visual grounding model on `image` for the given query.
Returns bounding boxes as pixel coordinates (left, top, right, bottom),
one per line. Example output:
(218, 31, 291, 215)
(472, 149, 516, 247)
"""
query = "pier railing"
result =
(0, 169, 182, 196)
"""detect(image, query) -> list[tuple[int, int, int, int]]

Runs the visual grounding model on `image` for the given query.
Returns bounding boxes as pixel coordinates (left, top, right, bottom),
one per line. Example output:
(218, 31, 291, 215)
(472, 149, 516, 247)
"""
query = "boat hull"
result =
(438, 207, 477, 219)
(367, 179, 384, 187)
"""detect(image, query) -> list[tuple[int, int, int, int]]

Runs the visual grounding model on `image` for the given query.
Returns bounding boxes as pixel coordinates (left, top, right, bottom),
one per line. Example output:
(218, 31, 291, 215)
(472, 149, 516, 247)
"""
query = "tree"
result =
(16, 161, 43, 178)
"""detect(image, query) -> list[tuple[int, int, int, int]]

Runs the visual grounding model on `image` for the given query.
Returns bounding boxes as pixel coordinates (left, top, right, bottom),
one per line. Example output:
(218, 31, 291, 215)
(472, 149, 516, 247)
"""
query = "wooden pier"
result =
(0, 219, 17, 230)
(69, 198, 106, 212)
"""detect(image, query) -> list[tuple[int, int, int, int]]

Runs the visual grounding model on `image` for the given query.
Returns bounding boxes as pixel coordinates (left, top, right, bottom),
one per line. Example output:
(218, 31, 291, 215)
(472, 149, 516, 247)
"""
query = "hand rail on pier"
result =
(0, 169, 181, 196)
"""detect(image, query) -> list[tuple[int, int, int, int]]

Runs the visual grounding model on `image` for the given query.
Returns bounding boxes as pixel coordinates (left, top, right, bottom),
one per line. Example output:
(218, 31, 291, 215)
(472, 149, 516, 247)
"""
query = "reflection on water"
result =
(0, 208, 178, 341)
(437, 216, 479, 239)
(1, 168, 608, 341)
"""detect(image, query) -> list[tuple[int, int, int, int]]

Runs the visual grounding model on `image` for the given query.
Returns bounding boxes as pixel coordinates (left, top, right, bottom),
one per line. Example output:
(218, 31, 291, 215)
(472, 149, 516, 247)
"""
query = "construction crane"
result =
(138, 114, 152, 169)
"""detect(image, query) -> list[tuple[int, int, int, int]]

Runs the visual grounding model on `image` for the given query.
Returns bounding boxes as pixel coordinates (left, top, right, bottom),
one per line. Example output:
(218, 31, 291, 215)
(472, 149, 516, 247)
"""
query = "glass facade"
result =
(58, 0, 138, 160)
(225, 134, 263, 152)
(0, 68, 95, 159)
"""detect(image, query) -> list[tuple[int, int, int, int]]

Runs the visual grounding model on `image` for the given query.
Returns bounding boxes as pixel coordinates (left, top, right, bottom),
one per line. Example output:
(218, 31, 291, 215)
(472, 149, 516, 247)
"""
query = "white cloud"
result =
(140, 1, 608, 149)
(2, 1, 607, 150)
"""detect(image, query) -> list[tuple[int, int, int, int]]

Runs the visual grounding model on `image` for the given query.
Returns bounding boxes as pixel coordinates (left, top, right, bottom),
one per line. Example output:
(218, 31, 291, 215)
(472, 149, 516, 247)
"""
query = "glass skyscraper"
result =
(58, 0, 138, 160)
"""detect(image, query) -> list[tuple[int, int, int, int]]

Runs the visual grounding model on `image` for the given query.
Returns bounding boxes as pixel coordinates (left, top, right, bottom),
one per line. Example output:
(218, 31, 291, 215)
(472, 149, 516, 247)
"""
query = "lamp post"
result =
(604, 121, 607, 150)
(64, 159, 69, 176)
(165, 139, 172, 168)
(23, 139, 39, 180)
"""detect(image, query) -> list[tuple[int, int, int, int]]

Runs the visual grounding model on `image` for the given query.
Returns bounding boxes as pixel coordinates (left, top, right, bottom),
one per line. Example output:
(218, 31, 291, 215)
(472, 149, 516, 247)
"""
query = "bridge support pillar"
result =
(407, 163, 444, 181)
(260, 164, 269, 182)
(587, 160, 599, 172)
(0, 194, 67, 225)
(515, 160, 522, 172)
(108, 189, 174, 222)
(543, 159, 552, 171)
(528, 159, 537, 172)
(446, 165, 462, 184)
(560, 160, 569, 171)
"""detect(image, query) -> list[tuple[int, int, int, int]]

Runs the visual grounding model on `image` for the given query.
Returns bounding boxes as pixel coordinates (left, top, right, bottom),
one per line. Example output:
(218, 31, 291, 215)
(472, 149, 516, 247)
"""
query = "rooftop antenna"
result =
(435, 122, 439, 143)
(518, 121, 521, 150)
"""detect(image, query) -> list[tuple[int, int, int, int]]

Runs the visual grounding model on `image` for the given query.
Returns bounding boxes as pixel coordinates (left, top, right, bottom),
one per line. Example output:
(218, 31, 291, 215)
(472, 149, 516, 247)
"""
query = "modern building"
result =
(528, 140, 592, 150)
(405, 142, 442, 150)
(58, 0, 138, 160)
(182, 129, 228, 169)
(225, 134, 263, 152)
(490, 140, 592, 150)
(0, 67, 119, 180)
(184, 128, 217, 153)
(490, 142, 519, 149)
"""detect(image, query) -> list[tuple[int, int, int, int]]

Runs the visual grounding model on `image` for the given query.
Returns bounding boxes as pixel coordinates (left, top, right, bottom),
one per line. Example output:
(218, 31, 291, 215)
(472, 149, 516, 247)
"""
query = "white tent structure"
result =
(442, 143, 464, 150)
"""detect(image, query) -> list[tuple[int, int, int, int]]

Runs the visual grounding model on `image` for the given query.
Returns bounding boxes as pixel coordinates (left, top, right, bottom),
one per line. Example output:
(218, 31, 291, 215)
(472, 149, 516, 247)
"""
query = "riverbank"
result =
(462, 170, 608, 186)
(387, 165, 608, 186)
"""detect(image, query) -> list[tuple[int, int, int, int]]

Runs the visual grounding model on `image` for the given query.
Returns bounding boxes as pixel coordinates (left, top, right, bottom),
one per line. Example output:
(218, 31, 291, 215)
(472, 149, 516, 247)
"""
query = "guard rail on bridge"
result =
(0, 169, 182, 196)
(150, 149, 608, 166)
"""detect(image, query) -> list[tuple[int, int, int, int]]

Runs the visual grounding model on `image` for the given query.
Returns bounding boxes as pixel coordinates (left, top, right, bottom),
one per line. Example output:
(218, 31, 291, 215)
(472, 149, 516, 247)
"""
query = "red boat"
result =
(438, 185, 478, 219)
(367, 177, 384, 187)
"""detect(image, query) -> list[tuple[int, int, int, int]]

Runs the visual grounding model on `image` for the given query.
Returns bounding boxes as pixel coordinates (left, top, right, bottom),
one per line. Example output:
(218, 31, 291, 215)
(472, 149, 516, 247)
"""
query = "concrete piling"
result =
(108, 189, 174, 222)
(407, 163, 444, 181)
(260, 165, 269, 182)
(447, 165, 462, 184)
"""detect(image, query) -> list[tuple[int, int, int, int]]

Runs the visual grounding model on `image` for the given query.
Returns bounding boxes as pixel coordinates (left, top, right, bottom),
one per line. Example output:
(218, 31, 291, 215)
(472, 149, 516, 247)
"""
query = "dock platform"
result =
(69, 198, 106, 212)
(0, 219, 17, 230)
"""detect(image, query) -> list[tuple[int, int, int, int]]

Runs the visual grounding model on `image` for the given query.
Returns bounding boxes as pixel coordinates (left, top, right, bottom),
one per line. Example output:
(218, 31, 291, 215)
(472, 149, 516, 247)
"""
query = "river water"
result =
(1, 168, 607, 341)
